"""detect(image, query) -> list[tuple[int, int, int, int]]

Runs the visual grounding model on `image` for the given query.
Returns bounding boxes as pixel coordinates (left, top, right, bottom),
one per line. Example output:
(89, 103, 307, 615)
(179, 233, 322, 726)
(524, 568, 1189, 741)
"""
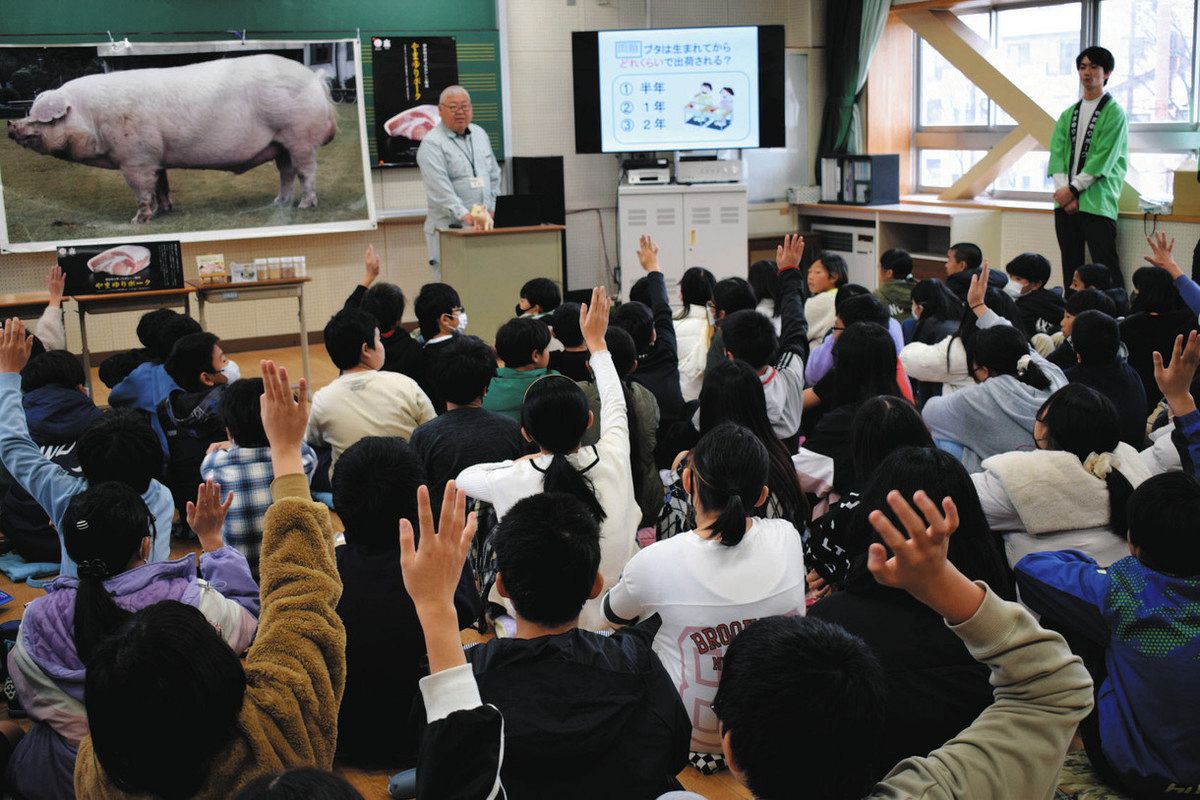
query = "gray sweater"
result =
(922, 313, 1067, 472)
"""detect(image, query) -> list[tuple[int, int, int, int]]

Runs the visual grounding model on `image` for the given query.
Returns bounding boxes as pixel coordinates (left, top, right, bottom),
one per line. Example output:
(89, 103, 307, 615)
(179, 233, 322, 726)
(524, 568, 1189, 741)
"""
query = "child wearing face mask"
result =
(157, 332, 244, 525)
(1004, 253, 1065, 338)
(305, 309, 436, 477)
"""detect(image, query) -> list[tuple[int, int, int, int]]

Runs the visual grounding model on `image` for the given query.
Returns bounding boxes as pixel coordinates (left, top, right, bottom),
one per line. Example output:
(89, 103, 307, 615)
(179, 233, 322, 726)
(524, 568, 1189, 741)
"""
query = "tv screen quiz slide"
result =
(597, 26, 760, 153)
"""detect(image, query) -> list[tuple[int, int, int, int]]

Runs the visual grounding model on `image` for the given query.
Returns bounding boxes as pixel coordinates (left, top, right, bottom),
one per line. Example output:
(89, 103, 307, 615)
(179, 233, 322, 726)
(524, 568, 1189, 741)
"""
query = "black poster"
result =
(371, 36, 459, 167)
(57, 240, 184, 295)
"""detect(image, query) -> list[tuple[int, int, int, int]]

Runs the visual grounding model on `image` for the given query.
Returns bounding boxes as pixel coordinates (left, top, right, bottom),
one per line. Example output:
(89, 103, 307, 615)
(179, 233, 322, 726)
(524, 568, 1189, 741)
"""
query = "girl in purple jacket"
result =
(5, 480, 259, 800)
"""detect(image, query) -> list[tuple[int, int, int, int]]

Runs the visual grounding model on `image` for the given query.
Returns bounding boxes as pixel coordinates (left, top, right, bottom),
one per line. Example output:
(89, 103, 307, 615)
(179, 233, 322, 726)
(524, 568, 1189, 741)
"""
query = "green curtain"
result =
(815, 0, 890, 177)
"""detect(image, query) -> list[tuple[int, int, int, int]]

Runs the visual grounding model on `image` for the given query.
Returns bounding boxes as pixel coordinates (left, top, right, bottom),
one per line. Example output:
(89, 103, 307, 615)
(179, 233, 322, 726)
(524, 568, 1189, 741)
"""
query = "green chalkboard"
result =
(0, 0, 505, 161)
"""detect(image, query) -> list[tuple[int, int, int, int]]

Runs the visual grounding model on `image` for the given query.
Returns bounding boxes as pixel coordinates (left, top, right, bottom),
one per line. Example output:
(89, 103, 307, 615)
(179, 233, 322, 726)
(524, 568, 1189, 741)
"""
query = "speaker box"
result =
(510, 155, 568, 288)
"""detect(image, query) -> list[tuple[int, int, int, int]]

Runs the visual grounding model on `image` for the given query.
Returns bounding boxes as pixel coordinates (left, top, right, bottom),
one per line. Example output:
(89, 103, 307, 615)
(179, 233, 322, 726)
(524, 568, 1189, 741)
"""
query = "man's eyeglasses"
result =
(441, 103, 471, 113)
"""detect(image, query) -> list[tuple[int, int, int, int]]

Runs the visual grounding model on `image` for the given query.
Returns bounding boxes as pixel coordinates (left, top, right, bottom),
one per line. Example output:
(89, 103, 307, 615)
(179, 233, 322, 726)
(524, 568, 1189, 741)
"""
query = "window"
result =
(918, 13, 991, 126)
(1101, 0, 1195, 123)
(914, 0, 1200, 198)
(993, 3, 1083, 125)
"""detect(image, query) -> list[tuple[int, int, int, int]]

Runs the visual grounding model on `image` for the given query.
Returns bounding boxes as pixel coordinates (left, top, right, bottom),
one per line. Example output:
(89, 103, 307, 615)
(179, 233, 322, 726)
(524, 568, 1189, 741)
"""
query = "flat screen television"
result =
(572, 25, 785, 154)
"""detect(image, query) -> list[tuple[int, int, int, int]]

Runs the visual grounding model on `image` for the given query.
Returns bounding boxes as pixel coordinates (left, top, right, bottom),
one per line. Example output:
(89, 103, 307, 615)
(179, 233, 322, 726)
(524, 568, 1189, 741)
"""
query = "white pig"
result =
(5, 54, 337, 223)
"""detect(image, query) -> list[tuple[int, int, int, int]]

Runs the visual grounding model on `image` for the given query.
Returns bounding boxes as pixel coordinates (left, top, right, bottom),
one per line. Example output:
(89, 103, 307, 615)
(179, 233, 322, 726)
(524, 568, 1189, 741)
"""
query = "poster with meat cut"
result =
(370, 36, 458, 167)
(0, 40, 375, 253)
(57, 240, 184, 295)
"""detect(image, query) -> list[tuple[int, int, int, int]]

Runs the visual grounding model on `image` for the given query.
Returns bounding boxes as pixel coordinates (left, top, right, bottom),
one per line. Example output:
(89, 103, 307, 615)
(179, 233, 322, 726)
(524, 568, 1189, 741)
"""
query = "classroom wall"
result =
(0, 0, 825, 355)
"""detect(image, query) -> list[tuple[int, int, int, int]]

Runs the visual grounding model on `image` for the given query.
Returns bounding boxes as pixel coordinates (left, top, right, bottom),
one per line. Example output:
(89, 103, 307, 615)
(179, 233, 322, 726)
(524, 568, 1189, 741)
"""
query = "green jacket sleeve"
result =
(1047, 106, 1073, 177)
(869, 585, 1094, 800)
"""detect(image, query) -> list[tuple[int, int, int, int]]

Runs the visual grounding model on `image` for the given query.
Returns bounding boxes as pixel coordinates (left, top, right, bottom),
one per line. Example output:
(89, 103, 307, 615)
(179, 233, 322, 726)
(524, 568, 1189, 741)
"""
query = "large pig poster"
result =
(369, 36, 458, 167)
(0, 40, 376, 252)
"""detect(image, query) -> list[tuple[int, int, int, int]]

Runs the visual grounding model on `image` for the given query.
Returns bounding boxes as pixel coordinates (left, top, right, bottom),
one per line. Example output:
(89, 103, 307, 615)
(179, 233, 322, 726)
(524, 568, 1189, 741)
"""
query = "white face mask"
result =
(220, 359, 241, 384)
(456, 311, 469, 333)
(1002, 279, 1023, 299)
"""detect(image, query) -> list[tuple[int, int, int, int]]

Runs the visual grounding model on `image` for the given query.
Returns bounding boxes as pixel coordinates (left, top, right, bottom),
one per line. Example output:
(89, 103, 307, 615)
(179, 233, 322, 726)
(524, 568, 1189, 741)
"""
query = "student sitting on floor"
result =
(410, 335, 527, 504)
(0, 318, 174, 575)
(344, 245, 427, 390)
(481, 316, 557, 422)
(334, 437, 481, 769)
(1070, 261, 1130, 315)
(411, 486, 690, 799)
(577, 327, 661, 532)
(306, 309, 435, 474)
(6, 480, 258, 800)
(158, 332, 238, 523)
(515, 277, 561, 319)
(808, 446, 1016, 783)
(944, 241, 1005, 300)
(748, 259, 782, 334)
(702, 275, 758, 375)
(604, 422, 808, 774)
(98, 308, 199, 390)
(972, 383, 1149, 568)
(1046, 288, 1118, 370)
(875, 248, 916, 323)
(413, 282, 466, 413)
(1005, 252, 1065, 337)
(547, 302, 591, 382)
(804, 251, 849, 344)
(1121, 265, 1199, 413)
(674, 266, 716, 402)
(1064, 310, 1147, 448)
(1016, 470, 1200, 797)
(108, 311, 202, 452)
(73, 360, 346, 800)
(719, 234, 808, 442)
(458, 287, 638, 631)
(201, 378, 318, 577)
(611, 235, 685, 429)
(0, 351, 102, 564)
(410, 482, 1094, 800)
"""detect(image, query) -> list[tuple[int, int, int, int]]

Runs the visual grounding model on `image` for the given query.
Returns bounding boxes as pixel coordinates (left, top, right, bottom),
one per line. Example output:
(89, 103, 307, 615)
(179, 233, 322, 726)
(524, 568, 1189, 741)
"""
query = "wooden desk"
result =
(70, 286, 197, 395)
(186, 277, 312, 386)
(0, 292, 52, 319)
(438, 224, 566, 343)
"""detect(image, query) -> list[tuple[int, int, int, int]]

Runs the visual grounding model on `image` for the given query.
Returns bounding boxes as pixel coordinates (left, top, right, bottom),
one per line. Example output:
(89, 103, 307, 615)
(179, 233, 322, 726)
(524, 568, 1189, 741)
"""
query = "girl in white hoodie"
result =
(674, 267, 715, 402)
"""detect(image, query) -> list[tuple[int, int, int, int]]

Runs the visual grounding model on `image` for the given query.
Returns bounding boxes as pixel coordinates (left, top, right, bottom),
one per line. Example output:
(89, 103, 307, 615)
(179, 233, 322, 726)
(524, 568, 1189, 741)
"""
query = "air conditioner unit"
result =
(810, 222, 877, 289)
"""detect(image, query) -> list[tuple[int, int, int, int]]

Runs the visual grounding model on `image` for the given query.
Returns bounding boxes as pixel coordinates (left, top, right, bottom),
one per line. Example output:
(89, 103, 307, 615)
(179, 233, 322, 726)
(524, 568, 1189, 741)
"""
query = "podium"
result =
(438, 224, 566, 344)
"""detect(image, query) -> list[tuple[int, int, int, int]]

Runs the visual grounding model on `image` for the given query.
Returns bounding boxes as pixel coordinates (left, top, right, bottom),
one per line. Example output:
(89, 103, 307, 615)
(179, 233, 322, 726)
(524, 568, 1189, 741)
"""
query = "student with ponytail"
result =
(972, 383, 1151, 568)
(604, 422, 807, 770)
(6, 480, 258, 800)
(457, 286, 638, 631)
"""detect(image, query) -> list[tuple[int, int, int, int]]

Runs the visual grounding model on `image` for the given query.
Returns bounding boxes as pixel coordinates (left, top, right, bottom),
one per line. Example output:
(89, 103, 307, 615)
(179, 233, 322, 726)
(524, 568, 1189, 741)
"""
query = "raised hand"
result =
(637, 234, 660, 273)
(362, 244, 382, 287)
(966, 259, 989, 316)
(259, 359, 308, 477)
(399, 481, 477, 673)
(866, 490, 983, 624)
(1154, 330, 1200, 417)
(579, 285, 611, 354)
(1144, 232, 1183, 279)
(186, 479, 234, 552)
(47, 265, 66, 306)
(776, 234, 805, 271)
(0, 318, 33, 374)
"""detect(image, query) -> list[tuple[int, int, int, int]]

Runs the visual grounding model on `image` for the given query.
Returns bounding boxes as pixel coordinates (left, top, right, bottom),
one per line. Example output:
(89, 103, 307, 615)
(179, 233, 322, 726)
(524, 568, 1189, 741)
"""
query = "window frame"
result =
(913, 0, 1200, 197)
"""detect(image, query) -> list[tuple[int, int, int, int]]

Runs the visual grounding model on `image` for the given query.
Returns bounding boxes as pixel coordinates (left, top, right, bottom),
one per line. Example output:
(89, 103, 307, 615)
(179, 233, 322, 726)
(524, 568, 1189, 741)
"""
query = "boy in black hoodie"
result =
(415, 490, 690, 799)
(157, 331, 234, 523)
(1006, 252, 1065, 337)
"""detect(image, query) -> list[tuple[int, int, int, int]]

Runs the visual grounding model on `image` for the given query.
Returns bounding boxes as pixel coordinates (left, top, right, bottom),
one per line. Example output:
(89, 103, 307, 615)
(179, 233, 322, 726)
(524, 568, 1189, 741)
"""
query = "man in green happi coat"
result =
(1048, 46, 1128, 290)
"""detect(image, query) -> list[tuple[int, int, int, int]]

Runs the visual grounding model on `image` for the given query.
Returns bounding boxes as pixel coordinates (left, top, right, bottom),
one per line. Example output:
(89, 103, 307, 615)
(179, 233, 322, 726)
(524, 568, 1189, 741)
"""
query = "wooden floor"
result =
(20, 345, 752, 800)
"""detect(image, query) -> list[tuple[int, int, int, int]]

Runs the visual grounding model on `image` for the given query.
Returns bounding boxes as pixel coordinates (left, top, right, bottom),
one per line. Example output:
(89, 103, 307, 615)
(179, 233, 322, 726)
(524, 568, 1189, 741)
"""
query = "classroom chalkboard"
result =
(0, 0, 505, 161)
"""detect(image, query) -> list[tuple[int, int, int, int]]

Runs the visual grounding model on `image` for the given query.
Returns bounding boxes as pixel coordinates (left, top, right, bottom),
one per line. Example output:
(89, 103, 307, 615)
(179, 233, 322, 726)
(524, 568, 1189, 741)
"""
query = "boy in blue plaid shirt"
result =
(201, 377, 317, 575)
